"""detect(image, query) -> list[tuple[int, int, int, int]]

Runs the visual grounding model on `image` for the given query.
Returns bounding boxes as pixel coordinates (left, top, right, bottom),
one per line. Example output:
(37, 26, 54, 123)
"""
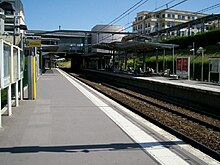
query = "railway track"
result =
(102, 83, 220, 132)
(67, 71, 220, 161)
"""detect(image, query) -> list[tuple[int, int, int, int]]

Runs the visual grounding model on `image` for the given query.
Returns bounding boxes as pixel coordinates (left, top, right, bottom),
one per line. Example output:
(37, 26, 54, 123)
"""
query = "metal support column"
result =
(143, 53, 146, 72)
(113, 50, 115, 67)
(172, 46, 175, 75)
(156, 49, 159, 74)
(163, 49, 166, 73)
(192, 42, 195, 79)
(20, 79, 23, 100)
(201, 50, 204, 81)
(125, 53, 128, 71)
(0, 89, 2, 128)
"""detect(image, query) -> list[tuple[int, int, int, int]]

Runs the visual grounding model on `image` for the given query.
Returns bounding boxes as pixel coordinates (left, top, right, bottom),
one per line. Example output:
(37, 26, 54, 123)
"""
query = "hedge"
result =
(162, 29, 220, 48)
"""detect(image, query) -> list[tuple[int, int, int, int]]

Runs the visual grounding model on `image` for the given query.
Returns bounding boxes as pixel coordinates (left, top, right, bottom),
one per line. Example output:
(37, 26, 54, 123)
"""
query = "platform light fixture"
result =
(197, 47, 204, 81)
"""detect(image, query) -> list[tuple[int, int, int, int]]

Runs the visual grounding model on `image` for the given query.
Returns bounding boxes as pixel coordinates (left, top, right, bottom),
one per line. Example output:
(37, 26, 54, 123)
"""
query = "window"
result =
(182, 15, 185, 20)
(145, 23, 148, 28)
(172, 14, 175, 18)
(138, 16, 143, 21)
(162, 14, 165, 18)
(167, 14, 171, 18)
(178, 15, 181, 19)
(138, 24, 142, 30)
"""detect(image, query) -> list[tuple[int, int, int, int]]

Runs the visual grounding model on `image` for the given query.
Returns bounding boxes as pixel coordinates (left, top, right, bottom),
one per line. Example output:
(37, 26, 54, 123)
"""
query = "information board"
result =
(209, 59, 219, 72)
(0, 40, 11, 88)
(176, 57, 190, 79)
(12, 47, 19, 82)
(208, 58, 220, 83)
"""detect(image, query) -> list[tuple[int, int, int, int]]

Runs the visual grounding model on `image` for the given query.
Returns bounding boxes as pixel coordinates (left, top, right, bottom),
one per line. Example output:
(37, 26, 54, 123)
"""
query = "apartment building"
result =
(133, 9, 207, 36)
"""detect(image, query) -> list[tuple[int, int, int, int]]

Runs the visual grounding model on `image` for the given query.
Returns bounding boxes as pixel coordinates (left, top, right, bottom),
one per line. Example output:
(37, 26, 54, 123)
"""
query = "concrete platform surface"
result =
(0, 69, 219, 165)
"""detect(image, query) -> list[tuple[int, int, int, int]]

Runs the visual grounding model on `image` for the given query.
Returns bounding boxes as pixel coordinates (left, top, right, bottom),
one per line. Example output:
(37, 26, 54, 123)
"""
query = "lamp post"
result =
(197, 47, 204, 81)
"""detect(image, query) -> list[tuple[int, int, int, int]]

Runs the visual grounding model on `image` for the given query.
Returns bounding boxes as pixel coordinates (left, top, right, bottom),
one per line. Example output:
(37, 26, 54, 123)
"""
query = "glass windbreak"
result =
(210, 60, 218, 72)
(3, 43, 10, 79)
(13, 47, 19, 81)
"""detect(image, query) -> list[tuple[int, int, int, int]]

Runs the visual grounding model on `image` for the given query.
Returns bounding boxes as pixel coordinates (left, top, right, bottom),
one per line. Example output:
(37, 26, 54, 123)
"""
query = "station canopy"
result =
(92, 34, 178, 52)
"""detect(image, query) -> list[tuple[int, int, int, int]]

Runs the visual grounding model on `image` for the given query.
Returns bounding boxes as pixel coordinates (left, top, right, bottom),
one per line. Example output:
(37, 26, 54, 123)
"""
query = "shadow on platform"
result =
(0, 141, 184, 154)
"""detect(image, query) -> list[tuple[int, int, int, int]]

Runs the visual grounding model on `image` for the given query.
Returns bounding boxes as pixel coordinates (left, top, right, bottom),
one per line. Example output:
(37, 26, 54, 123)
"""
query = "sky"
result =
(22, 0, 220, 32)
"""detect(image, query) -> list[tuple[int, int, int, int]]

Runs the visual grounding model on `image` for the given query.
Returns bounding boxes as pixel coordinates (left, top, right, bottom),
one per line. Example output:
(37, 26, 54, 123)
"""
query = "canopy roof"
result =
(93, 40, 178, 52)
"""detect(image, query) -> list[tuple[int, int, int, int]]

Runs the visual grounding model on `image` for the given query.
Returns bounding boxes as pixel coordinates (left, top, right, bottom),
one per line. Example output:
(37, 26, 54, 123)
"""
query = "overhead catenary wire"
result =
(98, 0, 189, 43)
(97, 0, 150, 32)
(197, 3, 220, 13)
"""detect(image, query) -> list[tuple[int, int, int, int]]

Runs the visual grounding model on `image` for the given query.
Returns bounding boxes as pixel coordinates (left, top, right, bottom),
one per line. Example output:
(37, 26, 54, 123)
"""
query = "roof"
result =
(93, 41, 178, 52)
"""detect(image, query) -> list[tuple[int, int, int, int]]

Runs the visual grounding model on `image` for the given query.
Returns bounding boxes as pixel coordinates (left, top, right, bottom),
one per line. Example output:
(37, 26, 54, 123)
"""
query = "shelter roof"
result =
(93, 40, 178, 52)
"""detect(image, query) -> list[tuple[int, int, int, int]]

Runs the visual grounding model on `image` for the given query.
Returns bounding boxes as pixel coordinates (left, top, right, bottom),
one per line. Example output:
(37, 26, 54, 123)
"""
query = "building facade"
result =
(133, 9, 207, 36)
(0, 0, 26, 45)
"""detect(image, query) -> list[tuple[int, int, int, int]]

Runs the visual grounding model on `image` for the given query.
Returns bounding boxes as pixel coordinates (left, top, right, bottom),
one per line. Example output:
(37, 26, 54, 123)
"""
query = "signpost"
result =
(25, 39, 41, 100)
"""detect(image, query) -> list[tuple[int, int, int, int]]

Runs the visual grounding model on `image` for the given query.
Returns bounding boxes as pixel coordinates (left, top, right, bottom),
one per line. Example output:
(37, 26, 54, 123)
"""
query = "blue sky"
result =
(22, 0, 220, 31)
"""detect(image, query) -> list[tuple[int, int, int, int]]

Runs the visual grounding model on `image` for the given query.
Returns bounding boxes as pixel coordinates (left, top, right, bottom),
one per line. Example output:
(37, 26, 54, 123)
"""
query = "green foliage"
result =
(163, 29, 220, 48)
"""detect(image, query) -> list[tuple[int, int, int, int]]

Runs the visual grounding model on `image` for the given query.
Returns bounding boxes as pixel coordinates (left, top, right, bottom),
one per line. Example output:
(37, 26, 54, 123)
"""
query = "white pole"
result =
(20, 79, 23, 100)
(219, 59, 220, 83)
(0, 89, 2, 128)
(201, 50, 204, 81)
(163, 49, 166, 72)
(188, 57, 190, 80)
(15, 81, 19, 107)
(192, 42, 195, 79)
(172, 46, 175, 75)
(7, 85, 12, 116)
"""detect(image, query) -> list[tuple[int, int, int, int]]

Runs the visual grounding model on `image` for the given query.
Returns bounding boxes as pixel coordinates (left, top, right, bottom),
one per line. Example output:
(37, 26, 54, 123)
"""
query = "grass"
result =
(145, 45, 220, 64)
(57, 60, 71, 68)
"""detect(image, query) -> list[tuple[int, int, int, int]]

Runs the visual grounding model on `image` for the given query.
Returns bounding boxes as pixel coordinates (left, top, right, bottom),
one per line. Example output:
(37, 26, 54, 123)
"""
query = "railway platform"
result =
(0, 69, 219, 165)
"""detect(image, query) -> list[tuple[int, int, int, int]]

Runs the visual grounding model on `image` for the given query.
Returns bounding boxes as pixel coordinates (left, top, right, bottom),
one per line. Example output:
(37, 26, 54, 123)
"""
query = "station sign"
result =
(26, 40, 41, 47)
